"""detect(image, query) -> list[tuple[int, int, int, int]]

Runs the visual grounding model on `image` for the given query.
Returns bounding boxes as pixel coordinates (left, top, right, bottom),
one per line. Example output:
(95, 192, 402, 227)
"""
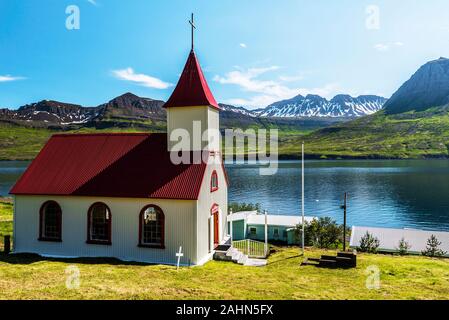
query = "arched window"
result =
(87, 202, 111, 245)
(211, 170, 219, 192)
(39, 201, 62, 242)
(139, 205, 165, 249)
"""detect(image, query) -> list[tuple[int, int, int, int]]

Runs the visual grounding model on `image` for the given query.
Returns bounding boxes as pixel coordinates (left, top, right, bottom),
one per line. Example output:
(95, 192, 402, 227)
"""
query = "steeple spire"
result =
(163, 14, 219, 110)
(189, 13, 196, 51)
(163, 51, 219, 109)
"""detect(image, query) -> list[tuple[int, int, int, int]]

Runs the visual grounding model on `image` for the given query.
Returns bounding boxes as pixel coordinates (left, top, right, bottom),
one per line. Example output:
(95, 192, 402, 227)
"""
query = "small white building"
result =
(350, 226, 449, 257)
(228, 211, 315, 244)
(10, 48, 228, 266)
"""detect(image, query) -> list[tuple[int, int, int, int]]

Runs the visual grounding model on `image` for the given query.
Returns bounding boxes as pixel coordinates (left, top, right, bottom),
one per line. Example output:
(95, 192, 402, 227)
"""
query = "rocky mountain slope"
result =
(0, 93, 166, 129)
(96, 92, 166, 122)
(384, 57, 449, 114)
(219, 104, 258, 117)
(1, 100, 98, 125)
(304, 58, 449, 159)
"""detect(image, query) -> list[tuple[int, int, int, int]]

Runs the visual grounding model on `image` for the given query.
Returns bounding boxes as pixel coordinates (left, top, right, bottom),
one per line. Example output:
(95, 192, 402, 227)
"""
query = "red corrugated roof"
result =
(10, 133, 212, 200)
(164, 50, 219, 110)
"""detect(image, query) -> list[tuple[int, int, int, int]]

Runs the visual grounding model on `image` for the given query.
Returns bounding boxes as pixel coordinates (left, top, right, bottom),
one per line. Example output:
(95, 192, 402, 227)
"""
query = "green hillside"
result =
(2, 107, 449, 161)
(0, 123, 53, 161)
(0, 122, 158, 161)
(0, 119, 317, 161)
(302, 107, 449, 159)
(223, 107, 449, 159)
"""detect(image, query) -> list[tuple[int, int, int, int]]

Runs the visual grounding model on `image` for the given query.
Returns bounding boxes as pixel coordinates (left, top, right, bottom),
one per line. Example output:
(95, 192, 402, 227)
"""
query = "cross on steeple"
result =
(189, 13, 196, 51)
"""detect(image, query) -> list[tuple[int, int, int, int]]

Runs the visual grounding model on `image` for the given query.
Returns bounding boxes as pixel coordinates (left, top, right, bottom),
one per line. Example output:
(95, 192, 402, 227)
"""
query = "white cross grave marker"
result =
(176, 246, 184, 270)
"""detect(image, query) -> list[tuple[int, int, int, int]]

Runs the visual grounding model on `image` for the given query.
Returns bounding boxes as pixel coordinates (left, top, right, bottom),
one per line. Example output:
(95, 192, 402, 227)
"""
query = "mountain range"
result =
(2, 57, 449, 160)
(0, 93, 166, 129)
(0, 92, 386, 130)
(253, 94, 386, 118)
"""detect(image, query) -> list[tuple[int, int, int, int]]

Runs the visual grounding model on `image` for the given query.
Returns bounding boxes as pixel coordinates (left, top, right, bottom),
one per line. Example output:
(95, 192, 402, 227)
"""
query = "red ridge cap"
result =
(51, 133, 152, 138)
(164, 50, 219, 110)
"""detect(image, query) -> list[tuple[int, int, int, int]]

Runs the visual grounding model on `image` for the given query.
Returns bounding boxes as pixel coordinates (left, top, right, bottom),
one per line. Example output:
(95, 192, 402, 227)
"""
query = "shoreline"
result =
(1, 154, 449, 162)
(278, 154, 449, 161)
(0, 197, 13, 203)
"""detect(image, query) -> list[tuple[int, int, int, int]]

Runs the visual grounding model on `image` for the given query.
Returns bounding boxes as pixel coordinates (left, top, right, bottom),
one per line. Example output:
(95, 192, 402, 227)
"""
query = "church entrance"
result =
(211, 204, 219, 246)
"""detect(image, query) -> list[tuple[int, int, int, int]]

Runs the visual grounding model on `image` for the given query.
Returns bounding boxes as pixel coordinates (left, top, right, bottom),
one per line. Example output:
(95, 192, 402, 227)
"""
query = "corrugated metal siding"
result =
(167, 106, 210, 152)
(14, 195, 197, 265)
(207, 108, 220, 151)
(231, 220, 245, 240)
(11, 133, 207, 200)
(195, 155, 228, 263)
(287, 230, 298, 245)
(246, 224, 289, 242)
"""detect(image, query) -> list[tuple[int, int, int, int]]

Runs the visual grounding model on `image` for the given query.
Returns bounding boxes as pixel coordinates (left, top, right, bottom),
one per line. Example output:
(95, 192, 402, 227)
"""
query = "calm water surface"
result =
(2, 160, 449, 231)
(226, 160, 449, 231)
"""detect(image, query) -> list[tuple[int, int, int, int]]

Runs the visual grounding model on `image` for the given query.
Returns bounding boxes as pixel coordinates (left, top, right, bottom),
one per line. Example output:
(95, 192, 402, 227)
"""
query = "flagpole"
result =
(302, 142, 305, 256)
(264, 210, 268, 257)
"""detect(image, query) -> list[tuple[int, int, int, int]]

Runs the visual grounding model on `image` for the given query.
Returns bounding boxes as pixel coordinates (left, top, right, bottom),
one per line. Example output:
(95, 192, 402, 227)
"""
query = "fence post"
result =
(247, 240, 250, 256)
(229, 208, 233, 243)
(4, 235, 11, 254)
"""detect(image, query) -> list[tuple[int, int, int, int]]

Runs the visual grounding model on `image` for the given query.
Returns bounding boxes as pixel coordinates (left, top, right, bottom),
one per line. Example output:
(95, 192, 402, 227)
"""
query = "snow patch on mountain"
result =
(219, 104, 258, 117)
(254, 94, 387, 118)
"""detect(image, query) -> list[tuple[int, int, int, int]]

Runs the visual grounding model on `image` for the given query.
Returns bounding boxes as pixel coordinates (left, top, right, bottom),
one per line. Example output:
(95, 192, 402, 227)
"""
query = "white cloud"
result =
(374, 43, 389, 52)
(279, 74, 304, 82)
(214, 66, 344, 108)
(0, 75, 25, 82)
(213, 66, 282, 94)
(112, 68, 172, 89)
(87, 0, 98, 5)
(374, 41, 404, 52)
(239, 43, 247, 48)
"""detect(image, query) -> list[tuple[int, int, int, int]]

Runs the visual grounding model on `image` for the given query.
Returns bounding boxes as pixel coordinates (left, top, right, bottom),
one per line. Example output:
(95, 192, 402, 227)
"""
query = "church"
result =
(10, 28, 229, 266)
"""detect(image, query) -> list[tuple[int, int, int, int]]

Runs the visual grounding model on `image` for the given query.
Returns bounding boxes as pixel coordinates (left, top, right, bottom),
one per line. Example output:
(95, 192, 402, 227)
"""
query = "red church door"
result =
(213, 212, 219, 245)
(211, 204, 219, 245)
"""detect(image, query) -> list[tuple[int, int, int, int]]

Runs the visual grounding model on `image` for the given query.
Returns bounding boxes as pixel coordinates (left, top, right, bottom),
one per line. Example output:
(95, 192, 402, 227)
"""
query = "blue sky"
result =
(1, 0, 449, 109)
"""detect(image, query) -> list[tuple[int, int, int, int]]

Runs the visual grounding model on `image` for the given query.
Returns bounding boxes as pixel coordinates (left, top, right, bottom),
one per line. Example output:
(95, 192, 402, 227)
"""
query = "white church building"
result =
(10, 46, 229, 266)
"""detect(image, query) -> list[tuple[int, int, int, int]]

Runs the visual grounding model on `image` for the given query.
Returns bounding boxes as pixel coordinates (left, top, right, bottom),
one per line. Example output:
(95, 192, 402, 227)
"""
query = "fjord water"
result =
(226, 160, 449, 231)
(2, 160, 449, 231)
(0, 161, 30, 199)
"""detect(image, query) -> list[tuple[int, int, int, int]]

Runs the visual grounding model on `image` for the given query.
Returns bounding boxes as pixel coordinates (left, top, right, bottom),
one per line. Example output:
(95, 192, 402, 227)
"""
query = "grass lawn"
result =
(0, 200, 448, 300)
(1, 248, 448, 300)
(0, 200, 13, 251)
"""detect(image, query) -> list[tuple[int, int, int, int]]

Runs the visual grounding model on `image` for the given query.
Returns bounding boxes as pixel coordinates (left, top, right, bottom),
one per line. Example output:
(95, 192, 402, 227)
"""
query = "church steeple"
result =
(163, 50, 219, 110)
(165, 14, 220, 152)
